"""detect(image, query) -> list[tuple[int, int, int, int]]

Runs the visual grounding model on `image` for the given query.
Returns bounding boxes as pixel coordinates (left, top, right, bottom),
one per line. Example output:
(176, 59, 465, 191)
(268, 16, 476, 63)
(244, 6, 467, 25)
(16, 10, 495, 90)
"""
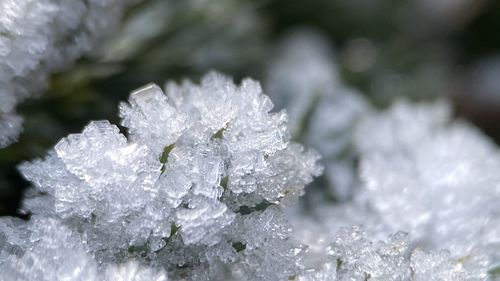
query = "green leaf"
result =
(160, 143, 176, 164)
(220, 176, 229, 189)
(232, 242, 246, 252)
(212, 126, 226, 140)
(236, 200, 273, 215)
(488, 265, 500, 277)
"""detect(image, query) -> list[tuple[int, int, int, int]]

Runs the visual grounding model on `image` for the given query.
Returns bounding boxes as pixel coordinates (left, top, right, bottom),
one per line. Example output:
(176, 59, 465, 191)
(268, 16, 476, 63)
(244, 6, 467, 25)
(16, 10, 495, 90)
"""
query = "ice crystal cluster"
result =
(266, 30, 370, 201)
(1, 23, 499, 279)
(0, 217, 168, 281)
(0, 0, 135, 148)
(296, 227, 467, 281)
(352, 100, 500, 279)
(0, 72, 321, 280)
(264, 30, 500, 279)
(287, 100, 500, 280)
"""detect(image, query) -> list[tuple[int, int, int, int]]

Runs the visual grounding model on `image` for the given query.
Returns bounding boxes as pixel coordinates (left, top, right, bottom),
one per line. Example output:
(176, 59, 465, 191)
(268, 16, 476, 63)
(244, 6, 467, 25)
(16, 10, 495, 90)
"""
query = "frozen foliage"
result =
(0, 0, 136, 147)
(266, 30, 370, 200)
(351, 100, 500, 279)
(294, 100, 500, 279)
(9, 72, 321, 280)
(0, 217, 168, 281)
(296, 227, 467, 281)
(284, 98, 500, 280)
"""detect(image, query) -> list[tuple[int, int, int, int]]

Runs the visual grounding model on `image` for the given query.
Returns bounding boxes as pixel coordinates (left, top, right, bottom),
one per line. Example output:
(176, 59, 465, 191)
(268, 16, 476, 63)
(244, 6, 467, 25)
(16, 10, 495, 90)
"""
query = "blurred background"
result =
(2, 0, 500, 216)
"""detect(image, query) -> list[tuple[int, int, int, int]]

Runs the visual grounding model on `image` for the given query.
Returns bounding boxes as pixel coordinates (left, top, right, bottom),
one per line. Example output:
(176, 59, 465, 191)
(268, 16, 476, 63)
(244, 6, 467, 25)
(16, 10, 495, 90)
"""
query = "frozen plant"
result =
(285, 98, 500, 280)
(2, 72, 322, 280)
(266, 29, 370, 201)
(0, 0, 137, 147)
(0, 217, 168, 281)
(351, 100, 500, 279)
(296, 227, 467, 281)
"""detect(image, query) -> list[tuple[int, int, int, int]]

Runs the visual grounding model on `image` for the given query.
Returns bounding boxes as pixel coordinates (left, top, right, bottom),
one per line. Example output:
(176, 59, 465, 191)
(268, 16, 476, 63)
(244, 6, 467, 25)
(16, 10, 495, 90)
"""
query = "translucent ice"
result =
(296, 227, 467, 281)
(14, 72, 322, 280)
(0, 217, 168, 281)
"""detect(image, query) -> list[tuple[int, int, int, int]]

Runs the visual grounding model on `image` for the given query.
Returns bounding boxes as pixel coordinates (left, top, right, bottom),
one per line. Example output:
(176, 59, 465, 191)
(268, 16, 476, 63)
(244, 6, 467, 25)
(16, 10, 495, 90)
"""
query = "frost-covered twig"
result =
(1, 72, 321, 280)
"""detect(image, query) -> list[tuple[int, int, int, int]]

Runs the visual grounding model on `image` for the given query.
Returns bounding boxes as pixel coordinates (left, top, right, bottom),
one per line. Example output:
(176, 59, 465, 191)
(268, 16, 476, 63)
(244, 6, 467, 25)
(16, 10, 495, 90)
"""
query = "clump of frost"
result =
(296, 227, 467, 281)
(0, 217, 168, 281)
(296, 100, 500, 279)
(0, 0, 137, 147)
(351, 100, 500, 279)
(266, 29, 370, 201)
(9, 72, 321, 280)
(284, 97, 500, 280)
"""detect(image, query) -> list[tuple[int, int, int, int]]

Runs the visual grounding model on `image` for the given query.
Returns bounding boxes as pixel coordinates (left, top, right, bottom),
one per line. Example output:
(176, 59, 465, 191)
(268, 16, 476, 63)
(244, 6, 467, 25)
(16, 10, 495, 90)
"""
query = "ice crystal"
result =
(296, 227, 467, 281)
(0, 0, 136, 147)
(266, 29, 370, 200)
(352, 100, 500, 278)
(0, 217, 168, 281)
(10, 72, 321, 280)
(284, 97, 500, 280)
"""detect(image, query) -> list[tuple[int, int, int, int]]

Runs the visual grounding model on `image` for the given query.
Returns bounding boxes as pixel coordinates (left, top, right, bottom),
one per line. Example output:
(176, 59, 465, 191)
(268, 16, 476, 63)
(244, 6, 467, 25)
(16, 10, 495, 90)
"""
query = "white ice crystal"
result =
(103, 261, 168, 281)
(266, 29, 370, 201)
(0, 216, 169, 281)
(11, 72, 321, 280)
(296, 227, 467, 281)
(0, 0, 136, 147)
(0, 216, 99, 281)
(284, 97, 500, 280)
(349, 100, 500, 279)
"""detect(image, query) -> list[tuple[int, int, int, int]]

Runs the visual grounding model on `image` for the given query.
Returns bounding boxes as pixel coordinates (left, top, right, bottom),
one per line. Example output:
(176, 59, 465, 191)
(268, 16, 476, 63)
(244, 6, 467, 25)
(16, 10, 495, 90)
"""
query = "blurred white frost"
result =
(290, 100, 500, 280)
(265, 29, 371, 201)
(0, 0, 137, 148)
(265, 28, 500, 280)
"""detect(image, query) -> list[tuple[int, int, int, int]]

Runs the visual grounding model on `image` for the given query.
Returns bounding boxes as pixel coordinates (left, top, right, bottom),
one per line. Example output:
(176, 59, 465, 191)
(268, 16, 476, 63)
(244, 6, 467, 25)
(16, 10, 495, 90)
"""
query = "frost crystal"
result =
(0, 0, 136, 147)
(266, 30, 370, 201)
(284, 96, 500, 280)
(11, 72, 321, 280)
(0, 217, 168, 281)
(296, 227, 467, 281)
(352, 100, 500, 278)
